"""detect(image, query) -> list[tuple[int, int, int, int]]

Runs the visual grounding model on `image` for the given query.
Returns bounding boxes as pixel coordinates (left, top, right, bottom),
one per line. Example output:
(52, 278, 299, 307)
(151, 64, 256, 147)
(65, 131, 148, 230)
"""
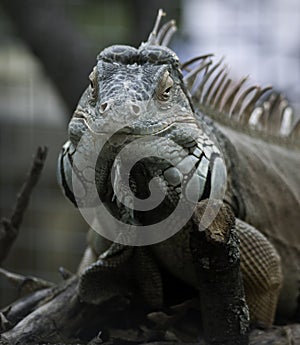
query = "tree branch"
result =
(0, 276, 131, 344)
(0, 146, 48, 264)
(190, 199, 250, 345)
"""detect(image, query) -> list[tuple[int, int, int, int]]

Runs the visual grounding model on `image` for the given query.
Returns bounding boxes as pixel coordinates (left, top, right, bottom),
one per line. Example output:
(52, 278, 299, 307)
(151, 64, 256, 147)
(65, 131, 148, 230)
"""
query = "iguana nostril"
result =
(100, 102, 109, 113)
(132, 104, 140, 115)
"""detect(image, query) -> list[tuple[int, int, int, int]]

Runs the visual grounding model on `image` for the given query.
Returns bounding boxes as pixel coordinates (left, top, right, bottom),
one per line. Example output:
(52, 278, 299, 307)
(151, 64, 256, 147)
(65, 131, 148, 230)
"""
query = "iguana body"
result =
(58, 10, 300, 328)
(220, 126, 300, 318)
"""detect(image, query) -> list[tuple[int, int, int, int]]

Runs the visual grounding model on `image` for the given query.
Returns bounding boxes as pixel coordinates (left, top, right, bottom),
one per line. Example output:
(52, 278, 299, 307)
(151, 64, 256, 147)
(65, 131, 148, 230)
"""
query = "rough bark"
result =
(1, 277, 300, 345)
(0, 276, 131, 344)
(190, 200, 250, 345)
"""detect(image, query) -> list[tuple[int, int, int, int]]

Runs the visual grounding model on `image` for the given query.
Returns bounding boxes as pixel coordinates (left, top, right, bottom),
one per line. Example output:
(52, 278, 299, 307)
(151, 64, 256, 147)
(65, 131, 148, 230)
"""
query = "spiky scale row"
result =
(183, 54, 300, 145)
(145, 8, 177, 47)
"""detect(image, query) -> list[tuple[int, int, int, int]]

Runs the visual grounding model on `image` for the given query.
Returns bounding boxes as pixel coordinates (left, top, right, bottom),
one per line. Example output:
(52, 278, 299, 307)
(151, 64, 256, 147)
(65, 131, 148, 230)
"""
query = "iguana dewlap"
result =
(57, 9, 300, 328)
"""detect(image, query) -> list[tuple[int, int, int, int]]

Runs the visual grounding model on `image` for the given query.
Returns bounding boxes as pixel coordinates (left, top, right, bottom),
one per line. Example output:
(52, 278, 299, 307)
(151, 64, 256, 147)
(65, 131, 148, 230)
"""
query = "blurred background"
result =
(0, 0, 299, 306)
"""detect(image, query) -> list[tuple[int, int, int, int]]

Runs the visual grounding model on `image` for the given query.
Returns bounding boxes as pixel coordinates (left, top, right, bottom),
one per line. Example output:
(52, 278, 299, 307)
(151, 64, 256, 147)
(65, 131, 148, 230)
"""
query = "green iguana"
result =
(58, 9, 300, 329)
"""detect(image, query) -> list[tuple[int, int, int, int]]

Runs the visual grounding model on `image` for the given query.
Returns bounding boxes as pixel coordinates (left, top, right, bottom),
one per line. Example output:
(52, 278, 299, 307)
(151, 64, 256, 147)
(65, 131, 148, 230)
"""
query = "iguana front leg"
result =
(78, 240, 134, 305)
(236, 219, 283, 327)
(77, 230, 163, 308)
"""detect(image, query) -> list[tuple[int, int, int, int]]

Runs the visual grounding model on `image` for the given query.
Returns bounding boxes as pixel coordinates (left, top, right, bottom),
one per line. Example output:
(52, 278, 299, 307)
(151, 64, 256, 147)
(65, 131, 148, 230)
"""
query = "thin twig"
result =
(0, 146, 48, 264)
(0, 267, 53, 295)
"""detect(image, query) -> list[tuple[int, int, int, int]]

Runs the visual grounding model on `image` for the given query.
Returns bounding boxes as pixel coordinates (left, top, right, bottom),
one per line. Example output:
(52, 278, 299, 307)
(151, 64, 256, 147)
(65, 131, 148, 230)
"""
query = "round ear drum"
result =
(57, 141, 77, 207)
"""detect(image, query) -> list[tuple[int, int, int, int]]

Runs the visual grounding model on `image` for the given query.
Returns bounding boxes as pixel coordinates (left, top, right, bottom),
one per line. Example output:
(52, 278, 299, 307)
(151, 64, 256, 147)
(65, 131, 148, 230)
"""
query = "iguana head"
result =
(69, 17, 195, 145)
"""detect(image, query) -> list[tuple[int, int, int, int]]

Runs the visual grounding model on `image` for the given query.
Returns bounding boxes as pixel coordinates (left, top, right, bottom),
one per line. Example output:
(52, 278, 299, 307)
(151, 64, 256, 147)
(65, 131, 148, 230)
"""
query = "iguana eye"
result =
(162, 86, 171, 98)
(157, 71, 174, 101)
(88, 66, 98, 104)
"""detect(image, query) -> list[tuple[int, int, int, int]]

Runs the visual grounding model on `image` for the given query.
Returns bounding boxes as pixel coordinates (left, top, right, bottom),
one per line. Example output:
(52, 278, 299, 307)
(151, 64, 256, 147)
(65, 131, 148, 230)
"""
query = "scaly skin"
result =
(57, 10, 300, 328)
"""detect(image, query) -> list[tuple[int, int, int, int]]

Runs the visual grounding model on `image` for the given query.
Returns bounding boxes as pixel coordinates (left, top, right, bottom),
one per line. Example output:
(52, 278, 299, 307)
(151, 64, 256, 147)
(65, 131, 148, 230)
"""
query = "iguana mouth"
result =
(147, 119, 198, 135)
(73, 109, 88, 120)
(73, 110, 197, 136)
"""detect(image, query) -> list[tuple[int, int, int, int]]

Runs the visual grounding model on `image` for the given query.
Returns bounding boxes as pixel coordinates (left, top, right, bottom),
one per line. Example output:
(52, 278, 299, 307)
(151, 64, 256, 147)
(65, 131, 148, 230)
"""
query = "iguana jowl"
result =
(58, 10, 300, 328)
